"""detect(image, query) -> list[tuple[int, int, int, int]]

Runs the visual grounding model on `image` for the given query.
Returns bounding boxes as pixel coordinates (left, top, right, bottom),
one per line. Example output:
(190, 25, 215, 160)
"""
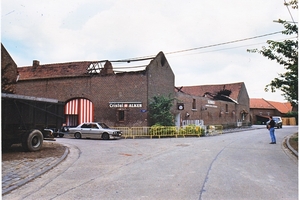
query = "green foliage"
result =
(284, 0, 298, 9)
(149, 124, 177, 136)
(247, 2, 298, 107)
(179, 125, 205, 136)
(148, 95, 174, 126)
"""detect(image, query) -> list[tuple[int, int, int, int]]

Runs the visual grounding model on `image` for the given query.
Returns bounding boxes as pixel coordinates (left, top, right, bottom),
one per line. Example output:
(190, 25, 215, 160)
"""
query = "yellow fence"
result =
(206, 125, 223, 136)
(113, 125, 223, 139)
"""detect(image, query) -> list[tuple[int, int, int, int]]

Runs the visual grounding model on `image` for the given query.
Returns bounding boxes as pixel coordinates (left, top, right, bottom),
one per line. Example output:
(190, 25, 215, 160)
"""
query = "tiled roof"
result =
(250, 98, 292, 114)
(250, 98, 275, 109)
(267, 100, 293, 114)
(177, 82, 244, 101)
(18, 61, 94, 80)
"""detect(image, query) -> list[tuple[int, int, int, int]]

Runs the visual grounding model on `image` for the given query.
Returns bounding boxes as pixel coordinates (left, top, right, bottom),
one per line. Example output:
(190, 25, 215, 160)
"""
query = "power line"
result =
(167, 36, 297, 58)
(108, 31, 283, 63)
(165, 31, 283, 55)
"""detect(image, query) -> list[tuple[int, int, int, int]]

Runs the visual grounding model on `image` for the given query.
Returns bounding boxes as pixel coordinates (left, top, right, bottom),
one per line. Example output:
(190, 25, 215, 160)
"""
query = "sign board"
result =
(109, 102, 142, 108)
(207, 100, 215, 104)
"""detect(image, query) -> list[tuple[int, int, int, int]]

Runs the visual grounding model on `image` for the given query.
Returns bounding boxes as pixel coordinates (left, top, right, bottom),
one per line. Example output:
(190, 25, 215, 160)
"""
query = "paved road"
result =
(3, 126, 298, 200)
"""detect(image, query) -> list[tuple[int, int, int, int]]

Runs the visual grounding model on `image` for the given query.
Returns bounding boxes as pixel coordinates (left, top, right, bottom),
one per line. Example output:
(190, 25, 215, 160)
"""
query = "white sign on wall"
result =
(109, 102, 142, 108)
(207, 100, 215, 104)
(206, 100, 217, 108)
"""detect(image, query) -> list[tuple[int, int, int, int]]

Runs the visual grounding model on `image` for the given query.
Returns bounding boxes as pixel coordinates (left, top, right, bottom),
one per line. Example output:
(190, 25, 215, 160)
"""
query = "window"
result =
(225, 104, 228, 113)
(192, 99, 196, 110)
(118, 110, 125, 122)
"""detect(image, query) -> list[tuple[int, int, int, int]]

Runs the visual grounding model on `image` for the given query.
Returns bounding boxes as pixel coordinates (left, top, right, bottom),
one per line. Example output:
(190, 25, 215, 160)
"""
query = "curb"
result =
(2, 146, 69, 195)
(286, 134, 298, 157)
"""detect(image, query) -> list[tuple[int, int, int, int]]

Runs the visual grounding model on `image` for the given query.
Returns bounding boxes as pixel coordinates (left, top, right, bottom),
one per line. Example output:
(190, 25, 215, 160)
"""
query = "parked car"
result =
(68, 122, 122, 140)
(272, 116, 283, 129)
(266, 116, 283, 129)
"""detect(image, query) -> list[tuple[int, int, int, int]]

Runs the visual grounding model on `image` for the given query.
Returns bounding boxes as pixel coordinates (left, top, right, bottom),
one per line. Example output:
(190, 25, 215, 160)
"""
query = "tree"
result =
(148, 95, 174, 126)
(248, 1, 298, 107)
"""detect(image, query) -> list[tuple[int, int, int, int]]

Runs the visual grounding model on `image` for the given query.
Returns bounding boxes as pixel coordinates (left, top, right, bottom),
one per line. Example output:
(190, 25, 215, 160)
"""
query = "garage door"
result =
(65, 98, 94, 126)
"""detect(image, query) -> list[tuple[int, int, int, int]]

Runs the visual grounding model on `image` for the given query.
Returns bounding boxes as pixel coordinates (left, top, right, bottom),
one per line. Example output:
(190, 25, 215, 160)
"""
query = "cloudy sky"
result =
(2, 0, 297, 102)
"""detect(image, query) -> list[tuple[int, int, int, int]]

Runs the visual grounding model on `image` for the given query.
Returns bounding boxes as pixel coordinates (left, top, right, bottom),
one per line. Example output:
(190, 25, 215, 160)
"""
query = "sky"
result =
(2, 0, 298, 102)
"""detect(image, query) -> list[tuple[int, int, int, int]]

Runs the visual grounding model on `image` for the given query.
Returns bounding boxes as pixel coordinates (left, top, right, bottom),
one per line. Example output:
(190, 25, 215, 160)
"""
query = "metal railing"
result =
(113, 125, 223, 139)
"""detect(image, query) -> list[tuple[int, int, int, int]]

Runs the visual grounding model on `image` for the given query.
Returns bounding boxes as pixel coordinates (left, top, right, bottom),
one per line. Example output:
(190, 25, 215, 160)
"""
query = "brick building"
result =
(250, 98, 293, 124)
(174, 82, 250, 127)
(16, 52, 175, 127)
(1, 44, 18, 94)
(9, 44, 251, 128)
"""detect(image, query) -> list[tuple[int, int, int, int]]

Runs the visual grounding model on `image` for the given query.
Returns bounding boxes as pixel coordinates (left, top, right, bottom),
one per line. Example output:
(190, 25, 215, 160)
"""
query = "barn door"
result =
(65, 98, 94, 126)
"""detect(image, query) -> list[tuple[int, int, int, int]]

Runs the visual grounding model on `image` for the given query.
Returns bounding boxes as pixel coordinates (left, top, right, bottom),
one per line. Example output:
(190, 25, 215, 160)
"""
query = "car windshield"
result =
(98, 123, 109, 129)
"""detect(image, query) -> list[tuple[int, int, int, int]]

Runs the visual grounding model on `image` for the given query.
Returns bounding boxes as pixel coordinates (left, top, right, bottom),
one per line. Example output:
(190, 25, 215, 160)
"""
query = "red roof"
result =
(267, 100, 292, 114)
(177, 82, 244, 101)
(250, 98, 292, 114)
(18, 61, 93, 80)
(250, 98, 275, 109)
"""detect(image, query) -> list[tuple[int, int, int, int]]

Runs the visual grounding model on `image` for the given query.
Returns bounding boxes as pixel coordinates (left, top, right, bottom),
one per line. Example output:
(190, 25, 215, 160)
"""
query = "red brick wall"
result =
(1, 44, 18, 93)
(16, 72, 151, 127)
(147, 52, 175, 100)
(176, 91, 248, 127)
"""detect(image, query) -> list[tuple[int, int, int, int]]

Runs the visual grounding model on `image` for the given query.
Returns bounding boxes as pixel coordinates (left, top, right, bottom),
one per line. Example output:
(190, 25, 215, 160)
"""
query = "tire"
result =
(59, 133, 64, 138)
(74, 132, 81, 139)
(102, 133, 109, 140)
(53, 133, 58, 137)
(22, 130, 43, 152)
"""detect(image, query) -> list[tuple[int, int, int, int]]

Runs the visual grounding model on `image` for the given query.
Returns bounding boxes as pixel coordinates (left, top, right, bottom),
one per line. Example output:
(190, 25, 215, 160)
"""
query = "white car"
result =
(68, 122, 122, 140)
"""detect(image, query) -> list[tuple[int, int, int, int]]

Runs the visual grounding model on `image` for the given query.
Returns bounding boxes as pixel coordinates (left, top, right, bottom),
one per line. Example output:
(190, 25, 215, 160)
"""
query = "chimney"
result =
(33, 60, 40, 68)
(100, 61, 115, 75)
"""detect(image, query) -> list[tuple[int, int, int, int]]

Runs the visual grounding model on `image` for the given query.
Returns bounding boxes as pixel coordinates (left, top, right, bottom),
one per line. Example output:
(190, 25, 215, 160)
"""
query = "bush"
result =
(149, 124, 177, 136)
(179, 125, 204, 136)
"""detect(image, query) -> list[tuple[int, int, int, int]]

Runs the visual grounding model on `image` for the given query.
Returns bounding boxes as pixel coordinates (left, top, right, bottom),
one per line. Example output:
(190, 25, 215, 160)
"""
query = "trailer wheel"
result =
(22, 130, 43, 152)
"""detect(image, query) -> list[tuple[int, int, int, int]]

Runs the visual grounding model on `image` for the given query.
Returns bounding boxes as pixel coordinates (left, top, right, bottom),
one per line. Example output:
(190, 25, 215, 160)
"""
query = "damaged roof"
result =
(16, 52, 168, 80)
(18, 61, 94, 80)
(176, 82, 244, 103)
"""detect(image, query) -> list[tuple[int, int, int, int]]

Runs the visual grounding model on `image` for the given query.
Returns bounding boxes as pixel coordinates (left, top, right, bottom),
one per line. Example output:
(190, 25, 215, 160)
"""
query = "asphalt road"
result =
(3, 126, 298, 200)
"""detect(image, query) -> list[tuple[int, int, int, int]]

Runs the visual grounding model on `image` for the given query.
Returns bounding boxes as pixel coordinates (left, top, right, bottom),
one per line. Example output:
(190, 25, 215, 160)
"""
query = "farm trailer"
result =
(2, 93, 65, 151)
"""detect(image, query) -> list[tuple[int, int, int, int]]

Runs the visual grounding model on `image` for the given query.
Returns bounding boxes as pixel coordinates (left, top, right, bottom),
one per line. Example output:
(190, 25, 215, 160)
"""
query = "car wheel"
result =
(74, 132, 81, 139)
(59, 133, 64, 138)
(102, 133, 109, 140)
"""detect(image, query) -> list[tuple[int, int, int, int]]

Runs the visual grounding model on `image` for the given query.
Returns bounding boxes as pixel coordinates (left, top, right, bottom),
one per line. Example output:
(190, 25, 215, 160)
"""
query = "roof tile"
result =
(18, 61, 93, 80)
(177, 82, 243, 101)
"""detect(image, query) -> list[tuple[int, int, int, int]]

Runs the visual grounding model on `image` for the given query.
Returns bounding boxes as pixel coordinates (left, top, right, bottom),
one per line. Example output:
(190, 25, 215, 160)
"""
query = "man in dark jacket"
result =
(268, 116, 276, 144)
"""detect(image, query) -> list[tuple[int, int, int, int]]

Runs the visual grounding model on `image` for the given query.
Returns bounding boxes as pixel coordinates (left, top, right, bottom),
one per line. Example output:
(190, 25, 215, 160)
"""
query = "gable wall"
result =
(175, 92, 249, 127)
(16, 72, 149, 127)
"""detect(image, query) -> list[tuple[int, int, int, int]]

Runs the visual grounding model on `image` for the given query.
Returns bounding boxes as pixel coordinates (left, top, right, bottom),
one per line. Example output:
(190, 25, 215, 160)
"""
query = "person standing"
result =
(267, 116, 276, 144)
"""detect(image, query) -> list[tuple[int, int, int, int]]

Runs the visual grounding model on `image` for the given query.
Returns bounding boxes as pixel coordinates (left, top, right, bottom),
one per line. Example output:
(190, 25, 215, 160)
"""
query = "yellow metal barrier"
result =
(113, 125, 222, 139)
(207, 125, 223, 136)
(178, 126, 203, 137)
